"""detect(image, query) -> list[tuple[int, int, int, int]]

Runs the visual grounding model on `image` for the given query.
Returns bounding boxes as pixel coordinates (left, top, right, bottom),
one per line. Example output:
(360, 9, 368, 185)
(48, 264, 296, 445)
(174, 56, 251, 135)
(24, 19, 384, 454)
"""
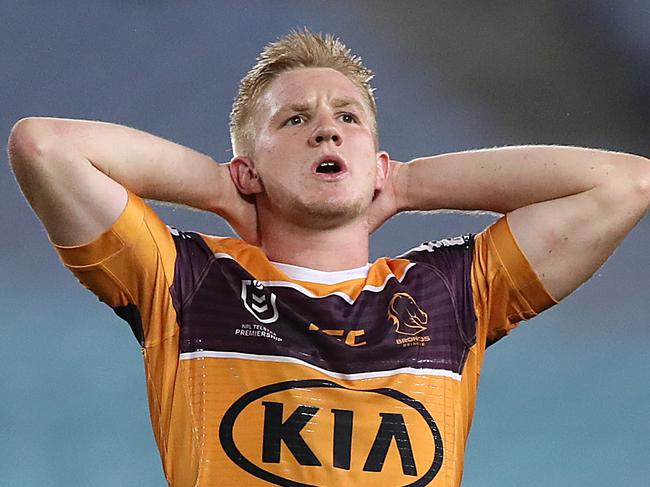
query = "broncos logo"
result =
(387, 292, 428, 335)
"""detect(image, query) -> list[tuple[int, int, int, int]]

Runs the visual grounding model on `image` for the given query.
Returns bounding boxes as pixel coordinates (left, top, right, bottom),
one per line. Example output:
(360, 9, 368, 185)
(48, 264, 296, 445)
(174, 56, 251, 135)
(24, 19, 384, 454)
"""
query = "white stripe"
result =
(254, 280, 358, 304)
(270, 261, 372, 284)
(213, 252, 235, 260)
(360, 263, 416, 293)
(251, 264, 415, 304)
(397, 236, 469, 257)
(179, 350, 461, 381)
(213, 249, 417, 304)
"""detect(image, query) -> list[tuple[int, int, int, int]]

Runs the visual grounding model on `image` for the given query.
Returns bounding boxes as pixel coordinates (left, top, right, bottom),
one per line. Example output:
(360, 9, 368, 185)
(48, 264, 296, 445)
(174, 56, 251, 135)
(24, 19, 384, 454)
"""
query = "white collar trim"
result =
(270, 261, 372, 284)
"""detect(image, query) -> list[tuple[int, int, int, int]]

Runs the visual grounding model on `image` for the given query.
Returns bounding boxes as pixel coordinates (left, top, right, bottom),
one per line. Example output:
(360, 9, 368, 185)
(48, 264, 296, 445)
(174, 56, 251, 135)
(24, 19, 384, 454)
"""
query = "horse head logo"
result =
(387, 292, 428, 336)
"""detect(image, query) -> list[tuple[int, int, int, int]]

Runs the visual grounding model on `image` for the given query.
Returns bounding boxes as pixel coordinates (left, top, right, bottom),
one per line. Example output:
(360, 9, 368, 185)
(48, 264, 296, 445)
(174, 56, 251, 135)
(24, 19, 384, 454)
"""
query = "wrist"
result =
(204, 162, 231, 215)
(392, 160, 411, 212)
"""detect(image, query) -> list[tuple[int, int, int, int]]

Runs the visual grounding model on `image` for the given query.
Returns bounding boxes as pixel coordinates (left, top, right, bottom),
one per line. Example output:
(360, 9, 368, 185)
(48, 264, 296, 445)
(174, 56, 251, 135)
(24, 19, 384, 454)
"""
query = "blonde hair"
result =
(229, 29, 378, 156)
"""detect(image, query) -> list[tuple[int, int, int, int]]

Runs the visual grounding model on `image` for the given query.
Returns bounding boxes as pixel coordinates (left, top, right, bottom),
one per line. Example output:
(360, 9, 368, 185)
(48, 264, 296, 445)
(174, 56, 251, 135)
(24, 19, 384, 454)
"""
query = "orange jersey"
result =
(55, 193, 555, 487)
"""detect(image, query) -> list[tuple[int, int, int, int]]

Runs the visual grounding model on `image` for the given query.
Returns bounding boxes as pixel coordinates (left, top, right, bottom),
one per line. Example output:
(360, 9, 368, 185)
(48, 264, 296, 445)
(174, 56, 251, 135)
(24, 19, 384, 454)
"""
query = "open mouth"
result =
(312, 155, 347, 176)
(316, 160, 342, 174)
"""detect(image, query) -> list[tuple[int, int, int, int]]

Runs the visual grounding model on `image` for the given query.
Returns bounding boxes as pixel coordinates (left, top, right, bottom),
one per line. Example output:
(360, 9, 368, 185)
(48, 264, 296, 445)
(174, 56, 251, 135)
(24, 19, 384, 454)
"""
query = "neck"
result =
(258, 213, 371, 272)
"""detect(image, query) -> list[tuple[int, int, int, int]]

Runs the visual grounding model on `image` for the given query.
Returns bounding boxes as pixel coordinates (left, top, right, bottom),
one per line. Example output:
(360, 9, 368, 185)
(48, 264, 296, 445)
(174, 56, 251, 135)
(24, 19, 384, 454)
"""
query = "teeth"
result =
(317, 160, 340, 173)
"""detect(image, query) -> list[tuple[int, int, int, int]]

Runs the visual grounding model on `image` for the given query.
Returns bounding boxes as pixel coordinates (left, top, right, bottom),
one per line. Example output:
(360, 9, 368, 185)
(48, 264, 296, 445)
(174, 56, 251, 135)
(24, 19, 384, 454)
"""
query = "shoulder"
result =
(397, 234, 475, 272)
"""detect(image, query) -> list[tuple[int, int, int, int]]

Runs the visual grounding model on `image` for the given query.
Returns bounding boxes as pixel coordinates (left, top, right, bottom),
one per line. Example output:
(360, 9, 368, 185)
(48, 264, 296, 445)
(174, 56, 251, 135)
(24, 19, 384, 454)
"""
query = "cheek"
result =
(255, 160, 295, 199)
(254, 131, 301, 165)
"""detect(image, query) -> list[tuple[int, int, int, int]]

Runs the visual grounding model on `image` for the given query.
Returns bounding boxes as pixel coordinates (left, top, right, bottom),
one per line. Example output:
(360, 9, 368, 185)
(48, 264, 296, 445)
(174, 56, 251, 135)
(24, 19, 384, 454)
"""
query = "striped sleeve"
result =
(54, 192, 179, 346)
(471, 216, 557, 346)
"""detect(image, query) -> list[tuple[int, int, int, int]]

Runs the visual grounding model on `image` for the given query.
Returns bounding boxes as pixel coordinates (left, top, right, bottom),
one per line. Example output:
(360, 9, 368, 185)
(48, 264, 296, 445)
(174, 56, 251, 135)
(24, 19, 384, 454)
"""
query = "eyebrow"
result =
(270, 97, 367, 124)
(268, 103, 310, 125)
(331, 97, 366, 112)
(277, 103, 311, 115)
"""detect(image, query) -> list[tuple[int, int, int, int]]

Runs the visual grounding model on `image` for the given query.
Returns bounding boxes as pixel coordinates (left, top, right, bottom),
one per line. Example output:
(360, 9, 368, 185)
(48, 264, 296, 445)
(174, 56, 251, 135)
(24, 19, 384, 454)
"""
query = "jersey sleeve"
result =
(472, 216, 557, 346)
(54, 191, 179, 347)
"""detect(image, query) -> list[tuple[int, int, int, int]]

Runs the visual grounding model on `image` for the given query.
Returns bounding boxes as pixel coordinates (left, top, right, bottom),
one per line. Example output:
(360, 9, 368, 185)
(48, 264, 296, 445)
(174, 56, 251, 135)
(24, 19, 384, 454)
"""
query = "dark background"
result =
(2, 1, 649, 485)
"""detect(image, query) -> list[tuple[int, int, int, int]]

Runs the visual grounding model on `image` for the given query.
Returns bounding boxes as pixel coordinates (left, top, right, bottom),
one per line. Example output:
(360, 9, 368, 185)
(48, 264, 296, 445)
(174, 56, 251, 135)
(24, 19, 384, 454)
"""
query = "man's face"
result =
(248, 67, 388, 230)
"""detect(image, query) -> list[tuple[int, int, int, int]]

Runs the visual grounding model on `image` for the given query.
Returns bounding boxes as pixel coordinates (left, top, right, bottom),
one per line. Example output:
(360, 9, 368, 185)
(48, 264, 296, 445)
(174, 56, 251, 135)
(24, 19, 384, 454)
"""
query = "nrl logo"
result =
(387, 293, 430, 346)
(241, 280, 279, 324)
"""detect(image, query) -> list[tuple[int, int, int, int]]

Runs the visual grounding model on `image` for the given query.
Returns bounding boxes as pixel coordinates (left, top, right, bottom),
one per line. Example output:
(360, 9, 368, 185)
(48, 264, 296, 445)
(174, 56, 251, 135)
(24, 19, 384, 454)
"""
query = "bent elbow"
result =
(625, 156, 650, 210)
(638, 171, 650, 212)
(8, 117, 58, 168)
(602, 155, 650, 212)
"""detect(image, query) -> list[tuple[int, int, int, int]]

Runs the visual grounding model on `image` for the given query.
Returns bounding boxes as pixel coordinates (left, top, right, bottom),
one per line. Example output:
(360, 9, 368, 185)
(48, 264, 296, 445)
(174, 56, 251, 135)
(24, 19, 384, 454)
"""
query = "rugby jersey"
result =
(55, 192, 555, 486)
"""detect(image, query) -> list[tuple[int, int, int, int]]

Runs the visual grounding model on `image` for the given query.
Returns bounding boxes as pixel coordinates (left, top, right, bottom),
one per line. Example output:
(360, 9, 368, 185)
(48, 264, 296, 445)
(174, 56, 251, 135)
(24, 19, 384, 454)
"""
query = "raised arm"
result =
(8, 117, 257, 245)
(374, 146, 650, 301)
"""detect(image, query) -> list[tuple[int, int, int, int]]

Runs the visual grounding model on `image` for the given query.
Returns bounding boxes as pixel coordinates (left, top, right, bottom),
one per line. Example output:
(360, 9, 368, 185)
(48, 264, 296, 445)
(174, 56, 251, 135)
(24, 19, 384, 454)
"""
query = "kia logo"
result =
(219, 379, 443, 486)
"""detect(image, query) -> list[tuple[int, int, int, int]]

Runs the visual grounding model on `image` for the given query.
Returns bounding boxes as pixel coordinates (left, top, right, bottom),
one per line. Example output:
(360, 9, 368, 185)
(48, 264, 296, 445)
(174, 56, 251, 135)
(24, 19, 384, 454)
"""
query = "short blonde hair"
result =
(229, 29, 378, 156)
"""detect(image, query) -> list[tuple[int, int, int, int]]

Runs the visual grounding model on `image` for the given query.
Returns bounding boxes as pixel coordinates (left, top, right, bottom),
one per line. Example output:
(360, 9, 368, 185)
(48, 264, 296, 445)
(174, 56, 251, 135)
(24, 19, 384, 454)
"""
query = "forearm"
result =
(9, 117, 251, 246)
(398, 145, 649, 214)
(10, 117, 228, 212)
(392, 144, 649, 301)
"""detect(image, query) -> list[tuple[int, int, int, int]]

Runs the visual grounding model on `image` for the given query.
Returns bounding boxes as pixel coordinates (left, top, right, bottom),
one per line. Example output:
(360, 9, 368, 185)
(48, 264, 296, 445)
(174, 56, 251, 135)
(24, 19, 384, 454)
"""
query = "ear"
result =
(229, 156, 263, 195)
(374, 150, 390, 191)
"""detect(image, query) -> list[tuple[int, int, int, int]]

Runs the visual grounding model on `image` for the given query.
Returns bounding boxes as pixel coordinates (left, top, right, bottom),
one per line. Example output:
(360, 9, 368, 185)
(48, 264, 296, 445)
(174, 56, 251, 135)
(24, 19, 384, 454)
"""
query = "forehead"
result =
(256, 67, 370, 122)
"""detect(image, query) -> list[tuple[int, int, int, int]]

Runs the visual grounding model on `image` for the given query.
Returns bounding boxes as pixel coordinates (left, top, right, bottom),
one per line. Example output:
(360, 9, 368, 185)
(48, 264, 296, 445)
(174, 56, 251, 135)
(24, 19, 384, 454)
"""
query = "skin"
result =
(395, 147, 650, 299)
(230, 67, 650, 299)
(6, 51, 650, 487)
(229, 67, 389, 270)
(7, 117, 257, 245)
(7, 67, 650, 300)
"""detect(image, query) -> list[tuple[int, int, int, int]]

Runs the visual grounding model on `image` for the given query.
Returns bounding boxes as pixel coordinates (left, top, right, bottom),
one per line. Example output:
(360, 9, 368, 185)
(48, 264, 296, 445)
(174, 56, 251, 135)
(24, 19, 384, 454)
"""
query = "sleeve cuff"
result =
(54, 191, 146, 268)
(488, 216, 558, 315)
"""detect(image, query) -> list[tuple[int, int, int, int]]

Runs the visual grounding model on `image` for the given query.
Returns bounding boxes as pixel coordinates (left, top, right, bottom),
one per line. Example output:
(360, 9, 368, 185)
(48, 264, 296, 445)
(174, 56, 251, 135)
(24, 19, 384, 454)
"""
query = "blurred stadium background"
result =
(1, 1, 649, 485)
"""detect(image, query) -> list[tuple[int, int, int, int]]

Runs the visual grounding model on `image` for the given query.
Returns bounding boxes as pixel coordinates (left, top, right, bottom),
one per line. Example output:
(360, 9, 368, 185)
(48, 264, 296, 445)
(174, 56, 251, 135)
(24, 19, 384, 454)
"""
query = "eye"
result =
(285, 115, 305, 126)
(339, 112, 358, 124)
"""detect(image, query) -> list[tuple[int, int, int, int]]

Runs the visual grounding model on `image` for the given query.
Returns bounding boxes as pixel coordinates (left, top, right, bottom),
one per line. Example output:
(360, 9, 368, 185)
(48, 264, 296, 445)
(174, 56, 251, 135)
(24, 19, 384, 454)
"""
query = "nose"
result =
(309, 122, 342, 147)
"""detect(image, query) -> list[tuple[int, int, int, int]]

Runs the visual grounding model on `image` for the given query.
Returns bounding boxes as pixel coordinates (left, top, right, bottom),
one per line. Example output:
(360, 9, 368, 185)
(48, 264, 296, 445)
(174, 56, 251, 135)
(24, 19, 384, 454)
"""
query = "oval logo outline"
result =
(218, 379, 443, 487)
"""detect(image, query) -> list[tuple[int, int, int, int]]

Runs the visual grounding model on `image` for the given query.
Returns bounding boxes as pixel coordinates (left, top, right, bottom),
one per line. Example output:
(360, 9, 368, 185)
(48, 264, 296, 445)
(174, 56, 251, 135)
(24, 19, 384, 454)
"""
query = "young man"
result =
(8, 30, 650, 486)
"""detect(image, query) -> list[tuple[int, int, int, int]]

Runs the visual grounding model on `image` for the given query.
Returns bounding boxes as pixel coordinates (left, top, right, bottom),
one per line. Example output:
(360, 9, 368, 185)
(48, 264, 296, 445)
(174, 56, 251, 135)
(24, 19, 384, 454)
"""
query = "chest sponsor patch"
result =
(219, 380, 443, 486)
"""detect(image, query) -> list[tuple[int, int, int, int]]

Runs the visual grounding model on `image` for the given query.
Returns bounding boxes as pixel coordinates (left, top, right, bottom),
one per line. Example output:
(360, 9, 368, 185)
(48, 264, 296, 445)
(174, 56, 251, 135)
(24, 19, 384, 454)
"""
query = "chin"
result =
(294, 196, 368, 230)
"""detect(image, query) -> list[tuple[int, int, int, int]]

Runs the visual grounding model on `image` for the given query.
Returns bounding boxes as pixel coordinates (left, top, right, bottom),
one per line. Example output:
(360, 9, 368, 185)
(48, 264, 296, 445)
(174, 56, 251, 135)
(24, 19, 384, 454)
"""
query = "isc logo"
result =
(219, 380, 443, 486)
